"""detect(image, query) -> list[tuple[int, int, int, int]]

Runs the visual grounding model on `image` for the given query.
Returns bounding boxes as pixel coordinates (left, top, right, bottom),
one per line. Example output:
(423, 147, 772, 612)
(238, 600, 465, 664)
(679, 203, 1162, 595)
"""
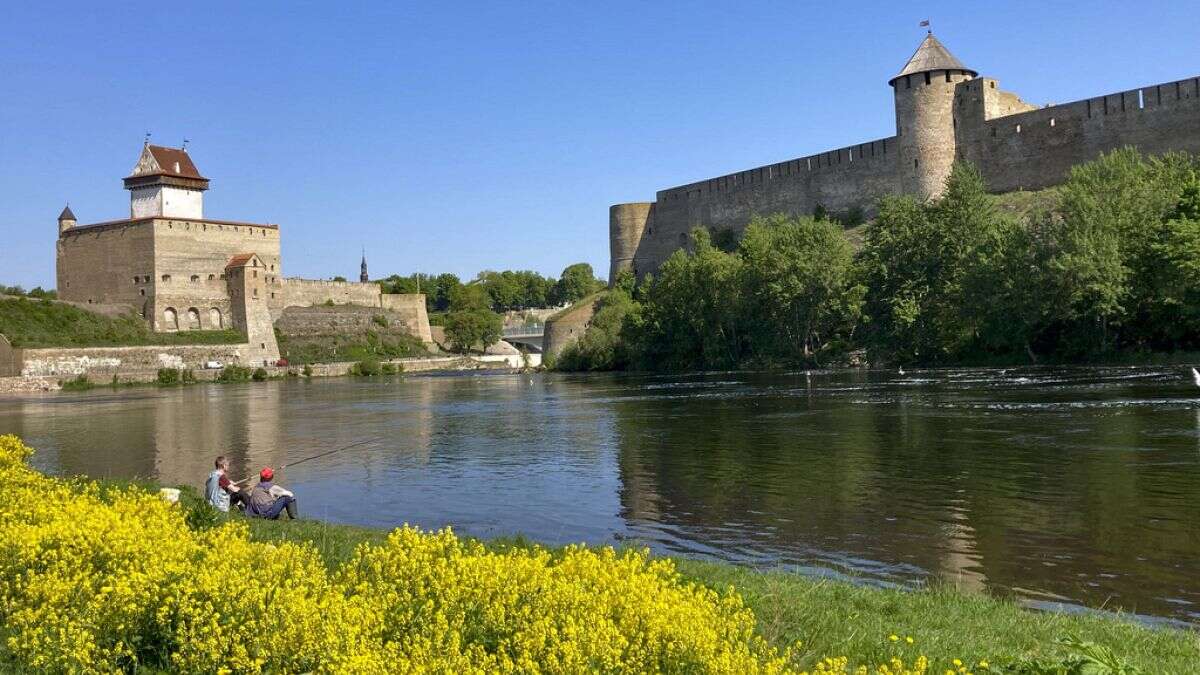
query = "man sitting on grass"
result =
(245, 467, 298, 520)
(204, 456, 245, 513)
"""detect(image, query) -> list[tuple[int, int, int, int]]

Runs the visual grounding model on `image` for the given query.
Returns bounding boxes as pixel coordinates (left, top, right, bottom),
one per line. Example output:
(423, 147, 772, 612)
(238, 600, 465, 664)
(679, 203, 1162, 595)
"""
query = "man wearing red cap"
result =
(244, 467, 298, 520)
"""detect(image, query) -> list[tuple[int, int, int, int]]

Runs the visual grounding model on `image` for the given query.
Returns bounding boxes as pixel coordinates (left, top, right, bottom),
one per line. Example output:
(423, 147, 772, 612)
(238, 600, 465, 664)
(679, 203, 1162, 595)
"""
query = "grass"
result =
(0, 296, 244, 348)
(276, 329, 428, 364)
(4, 482, 1192, 672)
(226, 506, 1200, 672)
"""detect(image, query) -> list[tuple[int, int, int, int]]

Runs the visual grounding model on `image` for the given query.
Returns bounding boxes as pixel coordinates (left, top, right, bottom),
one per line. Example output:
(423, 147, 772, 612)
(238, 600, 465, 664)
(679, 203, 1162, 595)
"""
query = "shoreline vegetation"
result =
(2, 437, 1196, 673)
(555, 149, 1200, 373)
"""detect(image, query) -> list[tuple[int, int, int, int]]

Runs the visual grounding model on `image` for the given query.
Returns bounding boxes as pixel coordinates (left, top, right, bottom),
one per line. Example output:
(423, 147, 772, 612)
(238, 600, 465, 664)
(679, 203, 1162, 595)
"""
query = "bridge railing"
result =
(502, 323, 544, 337)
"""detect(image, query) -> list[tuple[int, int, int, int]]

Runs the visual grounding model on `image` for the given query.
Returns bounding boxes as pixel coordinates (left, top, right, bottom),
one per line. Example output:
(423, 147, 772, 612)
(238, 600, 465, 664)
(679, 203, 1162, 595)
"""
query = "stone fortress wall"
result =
(610, 35, 1200, 280)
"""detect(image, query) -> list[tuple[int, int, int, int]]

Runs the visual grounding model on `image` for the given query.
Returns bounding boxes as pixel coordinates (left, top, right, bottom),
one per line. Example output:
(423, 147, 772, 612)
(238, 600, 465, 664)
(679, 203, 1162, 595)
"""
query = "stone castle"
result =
(55, 143, 431, 364)
(608, 33, 1200, 280)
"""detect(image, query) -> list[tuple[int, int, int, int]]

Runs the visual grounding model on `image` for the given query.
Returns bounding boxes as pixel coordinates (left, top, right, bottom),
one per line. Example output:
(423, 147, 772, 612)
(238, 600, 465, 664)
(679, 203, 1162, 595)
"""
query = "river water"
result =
(2, 367, 1199, 625)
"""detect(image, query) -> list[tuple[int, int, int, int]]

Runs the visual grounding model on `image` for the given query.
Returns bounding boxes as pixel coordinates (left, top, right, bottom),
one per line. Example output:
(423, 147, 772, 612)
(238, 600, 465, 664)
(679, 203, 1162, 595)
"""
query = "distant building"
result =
(610, 33, 1200, 281)
(55, 143, 432, 362)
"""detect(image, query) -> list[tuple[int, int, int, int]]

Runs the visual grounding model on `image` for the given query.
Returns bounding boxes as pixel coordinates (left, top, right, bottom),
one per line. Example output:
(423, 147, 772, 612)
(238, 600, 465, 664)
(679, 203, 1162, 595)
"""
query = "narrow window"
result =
(1178, 82, 1183, 100)
(953, 117, 957, 129)
(133, 276, 139, 284)
(990, 81, 995, 89)
(162, 274, 171, 282)
(924, 71, 931, 85)
(1137, 89, 1144, 109)
(208, 274, 215, 280)
(190, 275, 199, 283)
(914, 159, 919, 169)
(905, 75, 911, 89)
(1120, 93, 1126, 112)
(1087, 99, 1092, 118)
(1015, 124, 1021, 133)
(1049, 118, 1056, 127)
(945, 71, 951, 82)
(1156, 85, 1162, 106)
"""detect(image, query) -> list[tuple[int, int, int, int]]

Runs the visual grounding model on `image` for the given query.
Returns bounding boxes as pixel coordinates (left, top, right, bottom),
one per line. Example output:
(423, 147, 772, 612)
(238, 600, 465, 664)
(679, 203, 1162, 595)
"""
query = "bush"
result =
(0, 434, 795, 673)
(381, 362, 398, 375)
(371, 314, 389, 328)
(302, 364, 313, 377)
(60, 373, 92, 391)
(156, 368, 180, 385)
(217, 365, 252, 382)
(252, 367, 269, 381)
(350, 358, 382, 376)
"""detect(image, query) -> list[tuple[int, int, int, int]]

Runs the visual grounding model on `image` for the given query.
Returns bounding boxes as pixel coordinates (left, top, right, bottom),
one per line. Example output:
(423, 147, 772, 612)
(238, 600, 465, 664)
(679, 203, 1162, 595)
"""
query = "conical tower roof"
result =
(889, 33, 976, 85)
(58, 205, 75, 221)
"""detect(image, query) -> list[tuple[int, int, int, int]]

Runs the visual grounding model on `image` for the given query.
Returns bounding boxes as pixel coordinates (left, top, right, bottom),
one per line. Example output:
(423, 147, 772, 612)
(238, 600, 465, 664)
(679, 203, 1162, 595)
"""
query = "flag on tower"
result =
(919, 20, 930, 27)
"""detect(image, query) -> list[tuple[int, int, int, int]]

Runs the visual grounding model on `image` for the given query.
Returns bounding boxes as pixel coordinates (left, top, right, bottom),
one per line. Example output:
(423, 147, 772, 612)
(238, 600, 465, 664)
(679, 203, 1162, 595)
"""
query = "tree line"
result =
(377, 263, 603, 314)
(557, 149, 1200, 371)
(376, 263, 603, 354)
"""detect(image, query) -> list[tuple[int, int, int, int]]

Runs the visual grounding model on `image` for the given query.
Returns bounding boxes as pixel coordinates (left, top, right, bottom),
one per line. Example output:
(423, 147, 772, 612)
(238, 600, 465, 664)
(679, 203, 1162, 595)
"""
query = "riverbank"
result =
(0, 352, 539, 393)
(1, 433, 1198, 671)
(239, 517, 1200, 673)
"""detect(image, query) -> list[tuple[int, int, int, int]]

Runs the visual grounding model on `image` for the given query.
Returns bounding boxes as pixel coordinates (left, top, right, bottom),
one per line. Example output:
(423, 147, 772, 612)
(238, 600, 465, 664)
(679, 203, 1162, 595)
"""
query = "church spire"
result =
(360, 248, 369, 283)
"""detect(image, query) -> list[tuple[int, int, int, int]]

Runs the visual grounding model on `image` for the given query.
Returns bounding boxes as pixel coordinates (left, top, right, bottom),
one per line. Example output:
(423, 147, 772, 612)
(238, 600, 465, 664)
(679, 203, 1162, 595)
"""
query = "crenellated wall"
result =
(957, 76, 1200, 193)
(615, 69, 1200, 280)
(629, 136, 899, 278)
(280, 278, 382, 308)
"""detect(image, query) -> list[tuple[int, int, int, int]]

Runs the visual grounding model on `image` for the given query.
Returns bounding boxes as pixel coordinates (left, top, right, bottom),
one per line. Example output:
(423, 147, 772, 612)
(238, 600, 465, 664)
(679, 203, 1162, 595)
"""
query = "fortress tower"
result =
(124, 143, 209, 219)
(57, 205, 76, 233)
(891, 33, 977, 199)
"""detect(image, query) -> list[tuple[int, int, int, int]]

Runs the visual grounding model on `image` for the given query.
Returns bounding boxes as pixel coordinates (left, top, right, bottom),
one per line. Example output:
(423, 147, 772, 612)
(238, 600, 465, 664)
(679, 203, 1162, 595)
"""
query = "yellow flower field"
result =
(0, 434, 1069, 673)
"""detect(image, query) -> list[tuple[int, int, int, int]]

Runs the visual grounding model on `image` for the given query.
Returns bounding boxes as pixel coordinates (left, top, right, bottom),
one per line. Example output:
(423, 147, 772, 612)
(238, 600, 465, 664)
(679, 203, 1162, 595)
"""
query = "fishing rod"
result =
(231, 437, 384, 485)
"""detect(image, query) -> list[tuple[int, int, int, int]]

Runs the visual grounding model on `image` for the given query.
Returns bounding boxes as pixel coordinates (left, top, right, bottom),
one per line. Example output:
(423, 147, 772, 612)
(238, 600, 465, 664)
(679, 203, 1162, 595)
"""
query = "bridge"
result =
(501, 323, 545, 353)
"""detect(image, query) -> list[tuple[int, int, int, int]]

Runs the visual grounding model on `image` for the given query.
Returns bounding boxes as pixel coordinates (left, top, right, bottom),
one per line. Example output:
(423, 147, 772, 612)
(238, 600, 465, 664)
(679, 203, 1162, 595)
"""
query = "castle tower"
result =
(609, 202, 654, 284)
(57, 205, 76, 233)
(891, 33, 977, 199)
(360, 250, 369, 283)
(123, 143, 209, 219)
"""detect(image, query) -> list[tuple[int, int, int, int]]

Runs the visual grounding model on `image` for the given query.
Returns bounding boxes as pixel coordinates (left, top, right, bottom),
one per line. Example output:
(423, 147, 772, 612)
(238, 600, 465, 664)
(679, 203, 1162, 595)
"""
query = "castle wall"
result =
(280, 278, 383, 308)
(960, 76, 1200, 193)
(150, 219, 282, 331)
(380, 293, 433, 343)
(14, 343, 257, 378)
(633, 137, 899, 275)
(0, 335, 18, 377)
(57, 220, 156, 311)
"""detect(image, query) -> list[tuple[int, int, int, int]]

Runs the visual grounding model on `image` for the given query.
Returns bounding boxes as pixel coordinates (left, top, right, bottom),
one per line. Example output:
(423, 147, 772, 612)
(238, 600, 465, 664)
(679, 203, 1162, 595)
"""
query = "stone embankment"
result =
(0, 353, 540, 393)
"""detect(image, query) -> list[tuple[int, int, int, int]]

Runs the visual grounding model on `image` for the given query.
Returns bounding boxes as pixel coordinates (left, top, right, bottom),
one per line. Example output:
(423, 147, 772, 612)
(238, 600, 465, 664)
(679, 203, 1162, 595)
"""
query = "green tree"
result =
(628, 229, 745, 370)
(552, 263, 603, 305)
(739, 214, 863, 363)
(449, 283, 492, 312)
(443, 309, 502, 354)
(556, 289, 640, 371)
(859, 162, 1015, 363)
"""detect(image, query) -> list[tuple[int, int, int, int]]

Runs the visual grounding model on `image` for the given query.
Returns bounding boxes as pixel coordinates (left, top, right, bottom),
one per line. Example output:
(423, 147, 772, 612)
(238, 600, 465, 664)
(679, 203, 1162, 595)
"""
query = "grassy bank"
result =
(240, 513, 1200, 672)
(0, 296, 244, 348)
(4, 451, 1198, 672)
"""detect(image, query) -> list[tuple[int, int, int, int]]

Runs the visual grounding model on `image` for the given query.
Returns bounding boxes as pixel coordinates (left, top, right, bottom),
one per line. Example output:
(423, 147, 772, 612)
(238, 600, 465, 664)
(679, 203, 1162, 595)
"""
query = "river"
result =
(2, 367, 1199, 625)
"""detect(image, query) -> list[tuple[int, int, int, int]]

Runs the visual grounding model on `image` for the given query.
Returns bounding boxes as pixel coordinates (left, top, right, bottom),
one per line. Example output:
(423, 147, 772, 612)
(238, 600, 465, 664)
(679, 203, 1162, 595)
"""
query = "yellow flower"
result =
(889, 634, 900, 642)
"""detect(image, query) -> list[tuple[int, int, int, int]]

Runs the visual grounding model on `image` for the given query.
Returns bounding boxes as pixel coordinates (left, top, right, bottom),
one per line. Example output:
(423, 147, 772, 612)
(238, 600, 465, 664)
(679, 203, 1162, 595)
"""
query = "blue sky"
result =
(2, 1, 1199, 288)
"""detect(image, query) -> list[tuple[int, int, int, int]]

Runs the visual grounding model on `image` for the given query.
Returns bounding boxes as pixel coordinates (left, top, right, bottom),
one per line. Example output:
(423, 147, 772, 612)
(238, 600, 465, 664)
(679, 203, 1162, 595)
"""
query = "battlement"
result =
(656, 136, 897, 203)
(609, 32, 1200, 283)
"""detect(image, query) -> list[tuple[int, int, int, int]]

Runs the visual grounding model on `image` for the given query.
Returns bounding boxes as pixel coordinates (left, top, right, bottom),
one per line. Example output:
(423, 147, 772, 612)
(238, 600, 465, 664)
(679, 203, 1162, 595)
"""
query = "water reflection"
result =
(1, 367, 1199, 624)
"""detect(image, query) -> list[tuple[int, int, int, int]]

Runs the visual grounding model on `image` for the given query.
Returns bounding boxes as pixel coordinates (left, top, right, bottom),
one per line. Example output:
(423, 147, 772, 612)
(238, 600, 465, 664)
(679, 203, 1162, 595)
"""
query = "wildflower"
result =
(889, 634, 900, 642)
